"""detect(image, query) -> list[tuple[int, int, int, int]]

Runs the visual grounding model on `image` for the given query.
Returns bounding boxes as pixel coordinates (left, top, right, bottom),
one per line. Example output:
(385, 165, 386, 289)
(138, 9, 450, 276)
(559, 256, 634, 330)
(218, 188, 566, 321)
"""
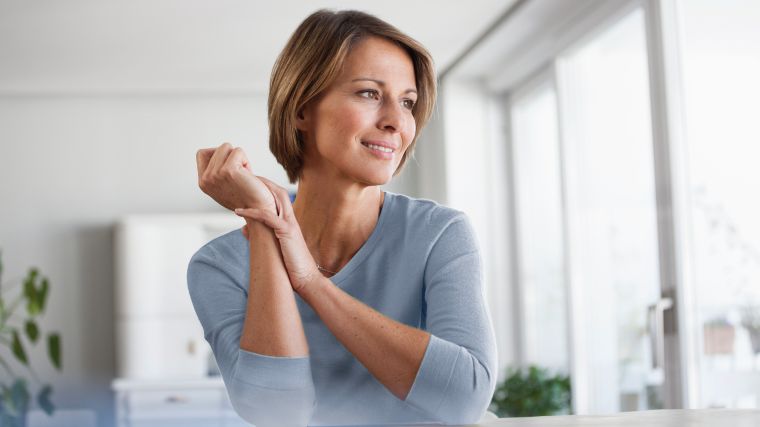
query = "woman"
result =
(189, 9, 496, 426)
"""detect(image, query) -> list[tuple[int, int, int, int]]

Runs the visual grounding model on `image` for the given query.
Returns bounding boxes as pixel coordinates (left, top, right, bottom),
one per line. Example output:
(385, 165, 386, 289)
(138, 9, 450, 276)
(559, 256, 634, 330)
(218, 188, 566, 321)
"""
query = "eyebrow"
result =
(351, 78, 417, 95)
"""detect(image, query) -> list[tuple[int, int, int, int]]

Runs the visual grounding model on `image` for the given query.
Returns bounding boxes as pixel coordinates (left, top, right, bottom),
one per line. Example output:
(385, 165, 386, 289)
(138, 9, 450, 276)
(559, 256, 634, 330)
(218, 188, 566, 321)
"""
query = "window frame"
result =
(499, 0, 695, 412)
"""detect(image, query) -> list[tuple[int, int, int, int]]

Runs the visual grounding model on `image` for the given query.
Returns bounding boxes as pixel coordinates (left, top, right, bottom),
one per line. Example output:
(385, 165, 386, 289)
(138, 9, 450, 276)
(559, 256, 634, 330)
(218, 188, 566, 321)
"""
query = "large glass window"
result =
(510, 80, 569, 373)
(557, 9, 663, 414)
(678, 0, 760, 409)
(502, 0, 760, 414)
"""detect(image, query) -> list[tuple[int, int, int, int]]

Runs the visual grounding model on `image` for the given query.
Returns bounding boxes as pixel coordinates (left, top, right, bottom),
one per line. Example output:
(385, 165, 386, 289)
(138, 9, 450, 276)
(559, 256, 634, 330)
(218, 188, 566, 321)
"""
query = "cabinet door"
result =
(117, 388, 225, 427)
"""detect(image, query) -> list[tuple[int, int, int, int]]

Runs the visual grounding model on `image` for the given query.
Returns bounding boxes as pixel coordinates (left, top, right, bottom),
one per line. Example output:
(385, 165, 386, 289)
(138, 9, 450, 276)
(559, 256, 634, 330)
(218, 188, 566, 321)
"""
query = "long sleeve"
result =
(187, 243, 316, 427)
(404, 213, 498, 424)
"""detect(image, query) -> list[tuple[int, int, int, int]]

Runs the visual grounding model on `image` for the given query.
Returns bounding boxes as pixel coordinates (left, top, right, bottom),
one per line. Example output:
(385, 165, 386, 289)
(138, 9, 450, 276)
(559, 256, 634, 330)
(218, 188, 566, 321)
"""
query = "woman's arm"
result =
(235, 186, 496, 424)
(233, 184, 428, 399)
(192, 144, 314, 426)
(401, 215, 497, 423)
(241, 218, 309, 356)
(188, 242, 315, 427)
(196, 143, 309, 356)
(295, 212, 496, 424)
(298, 276, 430, 400)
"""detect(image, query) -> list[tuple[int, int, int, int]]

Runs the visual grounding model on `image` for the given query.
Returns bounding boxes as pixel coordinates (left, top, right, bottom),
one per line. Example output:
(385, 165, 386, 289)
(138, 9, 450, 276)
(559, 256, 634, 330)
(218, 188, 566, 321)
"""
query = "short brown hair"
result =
(268, 9, 437, 183)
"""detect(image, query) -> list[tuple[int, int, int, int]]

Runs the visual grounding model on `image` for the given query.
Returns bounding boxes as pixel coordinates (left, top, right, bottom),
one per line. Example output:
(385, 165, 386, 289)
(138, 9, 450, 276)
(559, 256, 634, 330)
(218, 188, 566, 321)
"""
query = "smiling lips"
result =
(361, 140, 397, 160)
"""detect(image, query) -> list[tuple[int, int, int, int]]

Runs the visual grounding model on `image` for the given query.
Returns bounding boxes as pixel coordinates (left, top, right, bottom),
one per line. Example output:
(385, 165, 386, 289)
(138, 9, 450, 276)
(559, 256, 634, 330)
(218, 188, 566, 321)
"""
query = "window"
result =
(439, 0, 760, 413)
(510, 79, 569, 372)
(678, 0, 760, 409)
(556, 8, 663, 413)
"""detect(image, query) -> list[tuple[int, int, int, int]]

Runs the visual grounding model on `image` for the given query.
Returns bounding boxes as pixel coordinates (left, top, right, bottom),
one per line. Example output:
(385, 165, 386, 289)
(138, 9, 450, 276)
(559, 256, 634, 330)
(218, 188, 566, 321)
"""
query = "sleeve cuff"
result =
(233, 348, 313, 390)
(404, 334, 461, 412)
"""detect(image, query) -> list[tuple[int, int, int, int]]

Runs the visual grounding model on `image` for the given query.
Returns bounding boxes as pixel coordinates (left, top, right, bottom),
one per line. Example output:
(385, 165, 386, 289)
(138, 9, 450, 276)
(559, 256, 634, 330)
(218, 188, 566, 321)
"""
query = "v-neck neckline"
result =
(328, 190, 394, 285)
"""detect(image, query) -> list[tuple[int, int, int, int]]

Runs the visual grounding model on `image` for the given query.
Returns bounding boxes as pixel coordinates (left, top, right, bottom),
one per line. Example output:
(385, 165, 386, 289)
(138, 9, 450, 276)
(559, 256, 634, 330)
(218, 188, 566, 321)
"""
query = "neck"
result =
(292, 176, 385, 273)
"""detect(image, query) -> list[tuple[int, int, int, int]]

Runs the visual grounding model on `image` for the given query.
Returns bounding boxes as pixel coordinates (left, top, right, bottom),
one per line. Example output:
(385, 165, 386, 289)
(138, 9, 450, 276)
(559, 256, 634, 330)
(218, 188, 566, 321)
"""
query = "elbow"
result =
(438, 360, 497, 424)
(227, 378, 315, 427)
(438, 386, 494, 425)
(440, 391, 494, 425)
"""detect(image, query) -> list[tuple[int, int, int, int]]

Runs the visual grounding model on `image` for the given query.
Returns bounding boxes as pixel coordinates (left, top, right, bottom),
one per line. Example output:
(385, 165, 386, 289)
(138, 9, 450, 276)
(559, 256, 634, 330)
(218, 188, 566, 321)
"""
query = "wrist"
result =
(296, 271, 327, 301)
(243, 199, 277, 214)
(244, 217, 275, 241)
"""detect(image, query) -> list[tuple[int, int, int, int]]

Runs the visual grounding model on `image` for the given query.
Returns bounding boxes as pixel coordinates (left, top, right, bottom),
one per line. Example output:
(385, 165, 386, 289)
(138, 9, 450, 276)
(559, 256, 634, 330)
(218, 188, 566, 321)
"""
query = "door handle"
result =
(648, 297, 673, 370)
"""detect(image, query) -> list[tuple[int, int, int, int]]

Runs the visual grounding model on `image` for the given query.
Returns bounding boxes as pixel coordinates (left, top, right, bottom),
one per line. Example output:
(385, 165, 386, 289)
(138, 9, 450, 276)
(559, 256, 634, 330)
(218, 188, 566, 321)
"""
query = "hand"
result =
(234, 177, 320, 293)
(196, 143, 276, 213)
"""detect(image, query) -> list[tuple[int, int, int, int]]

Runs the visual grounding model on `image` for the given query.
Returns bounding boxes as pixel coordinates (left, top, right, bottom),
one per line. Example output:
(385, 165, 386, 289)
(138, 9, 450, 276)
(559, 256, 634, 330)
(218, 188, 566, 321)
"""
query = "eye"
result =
(358, 89, 380, 100)
(402, 99, 416, 110)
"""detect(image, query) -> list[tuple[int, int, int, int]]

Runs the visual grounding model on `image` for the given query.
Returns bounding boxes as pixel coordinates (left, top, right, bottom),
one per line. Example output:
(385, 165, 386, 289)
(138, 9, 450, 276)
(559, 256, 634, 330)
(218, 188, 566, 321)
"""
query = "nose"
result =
(377, 99, 406, 133)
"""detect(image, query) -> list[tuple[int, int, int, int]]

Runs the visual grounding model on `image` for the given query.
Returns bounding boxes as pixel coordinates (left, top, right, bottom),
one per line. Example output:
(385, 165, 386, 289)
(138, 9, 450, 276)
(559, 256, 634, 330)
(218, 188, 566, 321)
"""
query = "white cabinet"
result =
(112, 214, 247, 426)
(113, 378, 250, 427)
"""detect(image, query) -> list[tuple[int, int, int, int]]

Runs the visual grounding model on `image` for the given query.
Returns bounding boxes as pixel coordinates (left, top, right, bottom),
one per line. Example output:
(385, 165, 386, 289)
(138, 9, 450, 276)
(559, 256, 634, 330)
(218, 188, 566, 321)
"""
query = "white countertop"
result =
(329, 409, 760, 427)
(475, 409, 760, 427)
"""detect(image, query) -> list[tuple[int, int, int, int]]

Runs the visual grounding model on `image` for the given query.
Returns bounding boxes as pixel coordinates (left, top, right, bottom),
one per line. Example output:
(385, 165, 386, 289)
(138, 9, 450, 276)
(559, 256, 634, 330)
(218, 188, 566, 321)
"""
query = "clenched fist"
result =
(196, 143, 276, 213)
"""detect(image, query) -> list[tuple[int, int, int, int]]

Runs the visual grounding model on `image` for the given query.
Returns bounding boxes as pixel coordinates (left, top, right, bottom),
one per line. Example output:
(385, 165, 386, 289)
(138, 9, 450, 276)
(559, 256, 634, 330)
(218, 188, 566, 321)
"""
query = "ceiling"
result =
(0, 0, 516, 95)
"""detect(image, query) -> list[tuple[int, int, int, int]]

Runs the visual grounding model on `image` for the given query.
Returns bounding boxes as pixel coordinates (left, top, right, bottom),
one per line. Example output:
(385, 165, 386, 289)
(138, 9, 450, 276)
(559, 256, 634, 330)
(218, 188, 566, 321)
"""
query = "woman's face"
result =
(297, 36, 418, 186)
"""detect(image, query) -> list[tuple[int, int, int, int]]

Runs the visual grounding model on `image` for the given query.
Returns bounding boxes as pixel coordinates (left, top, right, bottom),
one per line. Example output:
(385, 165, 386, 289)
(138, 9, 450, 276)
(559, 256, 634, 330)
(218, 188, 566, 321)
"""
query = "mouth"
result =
(361, 142, 395, 153)
(360, 140, 397, 160)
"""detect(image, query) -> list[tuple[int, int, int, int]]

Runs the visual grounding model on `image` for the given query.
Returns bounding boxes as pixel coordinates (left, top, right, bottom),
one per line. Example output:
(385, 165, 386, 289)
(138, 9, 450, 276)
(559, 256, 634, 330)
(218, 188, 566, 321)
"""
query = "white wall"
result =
(0, 93, 418, 425)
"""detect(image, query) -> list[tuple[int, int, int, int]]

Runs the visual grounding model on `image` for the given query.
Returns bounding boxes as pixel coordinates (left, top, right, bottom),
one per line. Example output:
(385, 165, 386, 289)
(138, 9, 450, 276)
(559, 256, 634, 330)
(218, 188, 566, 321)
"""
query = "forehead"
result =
(338, 36, 416, 87)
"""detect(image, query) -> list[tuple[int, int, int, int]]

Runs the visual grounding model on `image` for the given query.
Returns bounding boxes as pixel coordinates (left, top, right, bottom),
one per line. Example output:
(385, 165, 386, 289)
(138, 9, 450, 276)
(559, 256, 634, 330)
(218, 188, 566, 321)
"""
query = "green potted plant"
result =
(0, 251, 62, 427)
(489, 365, 571, 417)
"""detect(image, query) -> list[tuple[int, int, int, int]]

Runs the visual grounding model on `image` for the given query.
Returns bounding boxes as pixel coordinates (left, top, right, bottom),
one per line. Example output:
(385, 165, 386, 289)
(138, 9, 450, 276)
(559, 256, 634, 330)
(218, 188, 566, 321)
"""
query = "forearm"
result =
(241, 219, 309, 356)
(298, 276, 429, 400)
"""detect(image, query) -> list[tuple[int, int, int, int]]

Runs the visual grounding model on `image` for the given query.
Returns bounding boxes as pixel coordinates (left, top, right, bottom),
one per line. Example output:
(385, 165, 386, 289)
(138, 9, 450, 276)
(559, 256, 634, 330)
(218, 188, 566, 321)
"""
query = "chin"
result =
(355, 169, 394, 186)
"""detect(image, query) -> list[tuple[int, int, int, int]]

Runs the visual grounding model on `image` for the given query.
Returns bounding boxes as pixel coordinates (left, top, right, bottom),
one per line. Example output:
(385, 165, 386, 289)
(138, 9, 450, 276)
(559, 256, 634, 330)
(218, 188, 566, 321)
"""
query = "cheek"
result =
(318, 105, 368, 140)
(403, 118, 417, 146)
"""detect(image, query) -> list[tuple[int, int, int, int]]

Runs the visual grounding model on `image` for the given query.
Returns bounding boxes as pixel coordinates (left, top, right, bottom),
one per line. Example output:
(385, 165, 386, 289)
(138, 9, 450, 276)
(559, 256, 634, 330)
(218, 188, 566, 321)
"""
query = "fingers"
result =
(240, 225, 249, 240)
(196, 148, 215, 179)
(234, 208, 286, 232)
(257, 176, 292, 217)
(206, 142, 234, 179)
(225, 146, 251, 174)
(256, 176, 282, 216)
(197, 143, 248, 196)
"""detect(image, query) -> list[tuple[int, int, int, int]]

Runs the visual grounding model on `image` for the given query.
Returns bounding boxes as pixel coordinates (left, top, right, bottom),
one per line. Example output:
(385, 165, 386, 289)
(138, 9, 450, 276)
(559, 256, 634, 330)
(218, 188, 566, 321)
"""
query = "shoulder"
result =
(386, 192, 471, 243)
(385, 194, 481, 283)
(187, 228, 249, 287)
(383, 192, 474, 260)
(385, 192, 467, 232)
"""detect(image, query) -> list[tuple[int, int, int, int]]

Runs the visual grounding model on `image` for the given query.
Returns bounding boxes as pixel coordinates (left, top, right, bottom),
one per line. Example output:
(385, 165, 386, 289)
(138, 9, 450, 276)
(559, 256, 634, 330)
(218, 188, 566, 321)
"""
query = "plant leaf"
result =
(24, 271, 41, 316)
(11, 379, 30, 413)
(37, 385, 55, 415)
(2, 387, 20, 417)
(23, 275, 34, 299)
(2, 386, 17, 416)
(39, 278, 50, 313)
(11, 330, 28, 366)
(25, 320, 39, 343)
(4, 379, 30, 417)
(48, 333, 61, 370)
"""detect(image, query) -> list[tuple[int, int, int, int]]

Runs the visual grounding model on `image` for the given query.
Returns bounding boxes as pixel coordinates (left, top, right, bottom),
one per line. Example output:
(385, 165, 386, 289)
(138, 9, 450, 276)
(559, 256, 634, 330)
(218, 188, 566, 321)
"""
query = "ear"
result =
(295, 104, 311, 131)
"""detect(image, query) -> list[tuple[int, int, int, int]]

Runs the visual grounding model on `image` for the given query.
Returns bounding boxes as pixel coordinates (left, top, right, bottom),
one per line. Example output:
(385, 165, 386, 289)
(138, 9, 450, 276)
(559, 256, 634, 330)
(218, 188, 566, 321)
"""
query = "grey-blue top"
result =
(187, 192, 497, 426)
